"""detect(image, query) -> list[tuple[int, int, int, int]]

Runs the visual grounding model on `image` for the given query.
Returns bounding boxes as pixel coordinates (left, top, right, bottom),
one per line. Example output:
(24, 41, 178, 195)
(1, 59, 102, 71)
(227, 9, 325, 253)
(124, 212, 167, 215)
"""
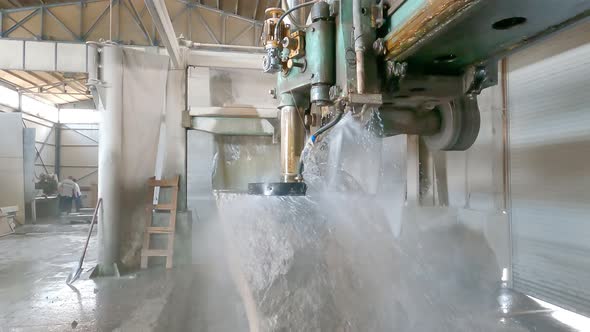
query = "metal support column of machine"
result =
(250, 1, 335, 196)
(280, 105, 305, 183)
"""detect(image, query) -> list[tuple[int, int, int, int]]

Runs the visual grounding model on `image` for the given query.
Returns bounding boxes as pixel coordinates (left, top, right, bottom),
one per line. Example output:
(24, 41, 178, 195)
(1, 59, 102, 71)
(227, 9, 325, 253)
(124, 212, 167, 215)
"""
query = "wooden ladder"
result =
(140, 175, 179, 269)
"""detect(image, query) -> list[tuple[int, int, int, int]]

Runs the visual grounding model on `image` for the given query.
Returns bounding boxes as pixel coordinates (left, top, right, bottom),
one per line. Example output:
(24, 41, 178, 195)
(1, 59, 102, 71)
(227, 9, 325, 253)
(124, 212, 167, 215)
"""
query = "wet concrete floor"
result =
(0, 219, 248, 331)
(0, 218, 584, 331)
(0, 221, 175, 331)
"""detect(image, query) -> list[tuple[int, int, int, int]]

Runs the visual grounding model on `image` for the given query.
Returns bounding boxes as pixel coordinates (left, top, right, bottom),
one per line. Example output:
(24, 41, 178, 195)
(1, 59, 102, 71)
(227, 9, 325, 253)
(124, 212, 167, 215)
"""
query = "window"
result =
(59, 108, 99, 124)
(0, 85, 19, 109)
(21, 96, 58, 122)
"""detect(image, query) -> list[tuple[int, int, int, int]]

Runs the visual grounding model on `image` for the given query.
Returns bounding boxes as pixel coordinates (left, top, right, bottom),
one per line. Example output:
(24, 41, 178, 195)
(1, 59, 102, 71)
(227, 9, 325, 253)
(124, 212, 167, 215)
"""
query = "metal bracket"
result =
(181, 110, 192, 128)
(465, 66, 488, 96)
(349, 93, 383, 105)
(371, 1, 385, 28)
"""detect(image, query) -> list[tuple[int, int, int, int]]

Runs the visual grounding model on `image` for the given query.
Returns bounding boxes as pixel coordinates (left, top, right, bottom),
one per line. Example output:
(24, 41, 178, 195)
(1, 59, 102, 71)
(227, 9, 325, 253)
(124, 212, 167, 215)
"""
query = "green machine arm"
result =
(250, 0, 590, 195)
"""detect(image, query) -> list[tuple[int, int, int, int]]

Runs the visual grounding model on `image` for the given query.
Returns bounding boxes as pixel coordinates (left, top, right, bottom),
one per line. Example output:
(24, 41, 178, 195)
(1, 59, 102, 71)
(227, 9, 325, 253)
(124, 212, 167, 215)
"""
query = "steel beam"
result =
(122, 0, 153, 45)
(79, 1, 83, 38)
(3, 12, 38, 37)
(46, 8, 80, 40)
(82, 3, 110, 40)
(60, 165, 98, 168)
(37, 126, 54, 156)
(253, 0, 259, 19)
(187, 5, 191, 40)
(1, 0, 104, 13)
(169, 6, 185, 23)
(47, 72, 88, 94)
(39, 7, 44, 39)
(22, 92, 90, 97)
(76, 169, 98, 182)
(228, 23, 252, 44)
(145, 0, 181, 68)
(23, 71, 74, 103)
(7, 0, 23, 8)
(24, 120, 51, 175)
(193, 7, 220, 44)
(179, 0, 262, 25)
(221, 14, 226, 43)
(62, 124, 99, 143)
(8, 76, 85, 94)
(54, 123, 61, 178)
(58, 99, 96, 109)
(1, 0, 263, 47)
(4, 9, 39, 37)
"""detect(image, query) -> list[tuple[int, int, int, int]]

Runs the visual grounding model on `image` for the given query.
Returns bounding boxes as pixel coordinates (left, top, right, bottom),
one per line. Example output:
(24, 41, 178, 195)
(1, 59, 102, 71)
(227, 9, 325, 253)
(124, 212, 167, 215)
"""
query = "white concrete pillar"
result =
(97, 45, 123, 275)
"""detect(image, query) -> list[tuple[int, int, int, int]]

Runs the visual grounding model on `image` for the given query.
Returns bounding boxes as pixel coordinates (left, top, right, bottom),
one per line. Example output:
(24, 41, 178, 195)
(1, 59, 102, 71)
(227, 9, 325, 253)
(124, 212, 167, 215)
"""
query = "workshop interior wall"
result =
(0, 113, 25, 222)
(441, 70, 510, 274)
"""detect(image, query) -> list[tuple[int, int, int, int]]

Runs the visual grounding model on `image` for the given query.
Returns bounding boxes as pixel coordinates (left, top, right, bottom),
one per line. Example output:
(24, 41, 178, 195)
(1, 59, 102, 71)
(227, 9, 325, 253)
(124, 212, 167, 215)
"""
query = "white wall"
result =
(187, 65, 280, 190)
(414, 68, 511, 274)
(0, 113, 25, 222)
(507, 19, 590, 315)
(24, 117, 56, 177)
(188, 66, 277, 109)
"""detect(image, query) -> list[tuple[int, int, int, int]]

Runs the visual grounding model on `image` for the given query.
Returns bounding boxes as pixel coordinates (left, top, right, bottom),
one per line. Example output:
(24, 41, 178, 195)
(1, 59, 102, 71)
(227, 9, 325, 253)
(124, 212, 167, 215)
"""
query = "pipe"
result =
(352, 0, 365, 93)
(297, 111, 344, 177)
(280, 105, 305, 182)
(97, 45, 122, 276)
(274, 0, 317, 37)
(312, 111, 343, 140)
(180, 40, 265, 53)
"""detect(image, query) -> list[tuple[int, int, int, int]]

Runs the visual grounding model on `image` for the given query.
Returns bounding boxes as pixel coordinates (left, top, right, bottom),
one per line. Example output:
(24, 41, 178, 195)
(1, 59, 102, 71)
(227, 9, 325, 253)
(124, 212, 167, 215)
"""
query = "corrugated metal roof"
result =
(0, 69, 91, 105)
(0, 0, 276, 21)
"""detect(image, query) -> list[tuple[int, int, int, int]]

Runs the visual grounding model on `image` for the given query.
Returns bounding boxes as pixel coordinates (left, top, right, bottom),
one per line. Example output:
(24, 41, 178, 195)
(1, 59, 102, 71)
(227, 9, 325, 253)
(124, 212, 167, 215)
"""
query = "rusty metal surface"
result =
(391, 0, 590, 75)
(385, 0, 407, 16)
(384, 0, 480, 61)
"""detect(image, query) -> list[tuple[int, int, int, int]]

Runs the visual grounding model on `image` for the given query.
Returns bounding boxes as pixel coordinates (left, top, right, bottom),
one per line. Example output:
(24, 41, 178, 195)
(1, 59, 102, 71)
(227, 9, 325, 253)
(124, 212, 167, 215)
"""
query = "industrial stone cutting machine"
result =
(247, 0, 590, 196)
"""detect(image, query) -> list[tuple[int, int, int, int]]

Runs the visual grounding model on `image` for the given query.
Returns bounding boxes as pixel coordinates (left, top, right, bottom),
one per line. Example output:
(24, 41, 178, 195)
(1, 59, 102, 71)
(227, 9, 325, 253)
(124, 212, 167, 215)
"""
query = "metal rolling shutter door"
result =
(508, 20, 590, 316)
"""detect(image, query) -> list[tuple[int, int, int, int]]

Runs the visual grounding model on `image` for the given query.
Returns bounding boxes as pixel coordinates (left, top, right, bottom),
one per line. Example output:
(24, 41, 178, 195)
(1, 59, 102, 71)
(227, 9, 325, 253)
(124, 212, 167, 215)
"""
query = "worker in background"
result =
(73, 178, 82, 213)
(58, 176, 76, 215)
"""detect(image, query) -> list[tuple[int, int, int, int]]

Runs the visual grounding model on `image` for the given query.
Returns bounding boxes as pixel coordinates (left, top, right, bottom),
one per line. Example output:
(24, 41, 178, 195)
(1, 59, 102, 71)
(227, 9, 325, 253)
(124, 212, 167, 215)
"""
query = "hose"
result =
(282, 0, 310, 30)
(274, 0, 318, 37)
(297, 111, 344, 177)
(311, 111, 343, 142)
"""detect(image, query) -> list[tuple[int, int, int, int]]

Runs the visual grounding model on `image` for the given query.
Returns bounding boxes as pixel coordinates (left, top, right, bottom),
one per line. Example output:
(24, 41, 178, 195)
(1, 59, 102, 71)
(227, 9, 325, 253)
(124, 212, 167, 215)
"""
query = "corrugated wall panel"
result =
(508, 19, 590, 316)
(59, 124, 99, 206)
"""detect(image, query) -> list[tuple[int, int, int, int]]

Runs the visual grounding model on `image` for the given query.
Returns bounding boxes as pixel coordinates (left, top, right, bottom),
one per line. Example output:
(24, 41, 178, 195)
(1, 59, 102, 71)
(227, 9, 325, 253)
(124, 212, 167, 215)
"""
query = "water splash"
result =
(212, 110, 525, 331)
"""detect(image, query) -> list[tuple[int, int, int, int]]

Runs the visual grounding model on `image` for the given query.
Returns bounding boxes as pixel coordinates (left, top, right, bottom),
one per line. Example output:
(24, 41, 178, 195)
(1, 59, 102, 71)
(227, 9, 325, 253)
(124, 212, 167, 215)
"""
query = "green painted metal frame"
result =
(388, 0, 590, 75)
(276, 7, 335, 108)
(272, 0, 590, 103)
